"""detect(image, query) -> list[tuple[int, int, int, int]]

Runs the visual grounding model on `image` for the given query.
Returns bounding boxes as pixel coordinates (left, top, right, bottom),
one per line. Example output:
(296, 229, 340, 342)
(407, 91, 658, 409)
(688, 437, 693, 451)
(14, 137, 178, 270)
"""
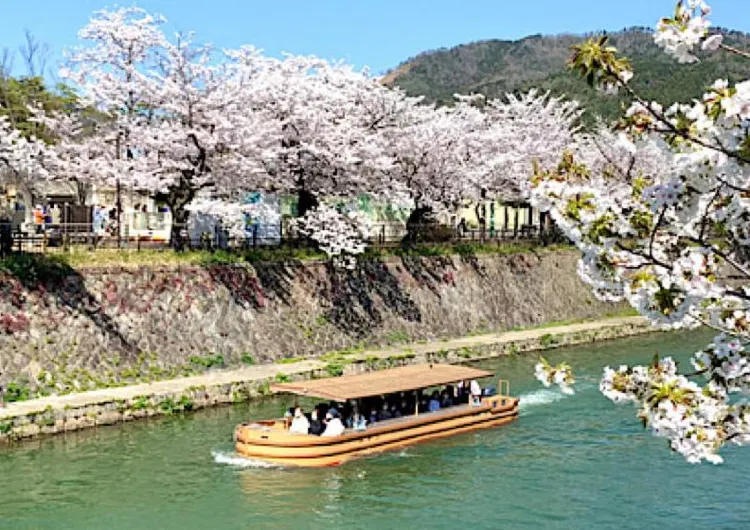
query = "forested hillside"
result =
(384, 27, 750, 122)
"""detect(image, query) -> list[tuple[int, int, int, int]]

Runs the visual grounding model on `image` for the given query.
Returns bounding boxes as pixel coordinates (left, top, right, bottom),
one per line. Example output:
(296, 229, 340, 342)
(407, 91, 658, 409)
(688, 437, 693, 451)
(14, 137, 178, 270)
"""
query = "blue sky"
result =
(1, 0, 749, 78)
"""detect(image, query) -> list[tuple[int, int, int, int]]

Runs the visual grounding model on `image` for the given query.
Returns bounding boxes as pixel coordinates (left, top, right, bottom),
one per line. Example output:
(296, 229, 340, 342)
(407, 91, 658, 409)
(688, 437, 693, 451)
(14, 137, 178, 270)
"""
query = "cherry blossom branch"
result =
(613, 70, 750, 165)
(719, 42, 750, 60)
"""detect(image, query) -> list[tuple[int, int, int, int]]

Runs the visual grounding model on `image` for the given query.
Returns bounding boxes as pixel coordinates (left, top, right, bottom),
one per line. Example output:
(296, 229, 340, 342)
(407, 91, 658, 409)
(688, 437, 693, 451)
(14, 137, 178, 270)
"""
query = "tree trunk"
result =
(169, 203, 190, 251)
(297, 188, 319, 219)
(158, 180, 195, 252)
(403, 205, 437, 246)
(0, 215, 12, 256)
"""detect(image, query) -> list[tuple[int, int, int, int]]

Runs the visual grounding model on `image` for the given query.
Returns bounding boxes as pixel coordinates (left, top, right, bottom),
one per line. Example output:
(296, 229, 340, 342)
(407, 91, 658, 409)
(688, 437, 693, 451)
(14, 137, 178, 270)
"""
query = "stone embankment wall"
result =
(0, 317, 652, 441)
(0, 250, 628, 398)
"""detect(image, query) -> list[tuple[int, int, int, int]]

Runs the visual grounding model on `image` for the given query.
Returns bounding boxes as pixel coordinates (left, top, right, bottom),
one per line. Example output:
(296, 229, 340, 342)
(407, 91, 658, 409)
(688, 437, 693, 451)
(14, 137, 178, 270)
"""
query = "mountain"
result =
(383, 27, 750, 123)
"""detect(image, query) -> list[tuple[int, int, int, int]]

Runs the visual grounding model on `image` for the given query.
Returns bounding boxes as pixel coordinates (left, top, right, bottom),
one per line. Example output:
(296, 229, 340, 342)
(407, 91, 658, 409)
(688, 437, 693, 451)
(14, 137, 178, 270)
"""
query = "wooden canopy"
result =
(270, 363, 494, 402)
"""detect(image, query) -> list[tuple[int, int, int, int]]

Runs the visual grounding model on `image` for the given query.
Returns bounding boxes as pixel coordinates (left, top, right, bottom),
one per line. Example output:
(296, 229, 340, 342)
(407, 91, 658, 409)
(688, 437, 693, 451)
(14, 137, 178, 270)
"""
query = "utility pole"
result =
(116, 179, 122, 249)
(115, 134, 122, 249)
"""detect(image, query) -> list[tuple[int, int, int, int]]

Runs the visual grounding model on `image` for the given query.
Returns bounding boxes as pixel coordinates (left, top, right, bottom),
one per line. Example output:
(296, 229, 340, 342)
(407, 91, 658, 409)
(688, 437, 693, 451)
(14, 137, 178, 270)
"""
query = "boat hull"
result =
(234, 396, 519, 467)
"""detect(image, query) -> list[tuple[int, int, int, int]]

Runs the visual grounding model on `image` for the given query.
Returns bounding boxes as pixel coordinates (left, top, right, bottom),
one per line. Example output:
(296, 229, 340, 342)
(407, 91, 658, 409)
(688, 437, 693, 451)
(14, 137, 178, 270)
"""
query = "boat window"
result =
(286, 382, 488, 435)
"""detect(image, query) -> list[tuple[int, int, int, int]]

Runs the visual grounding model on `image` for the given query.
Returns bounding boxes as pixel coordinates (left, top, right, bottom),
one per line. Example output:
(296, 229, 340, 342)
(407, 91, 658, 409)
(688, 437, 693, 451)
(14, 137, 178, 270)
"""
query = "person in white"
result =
(289, 407, 310, 435)
(321, 411, 345, 437)
(470, 379, 482, 406)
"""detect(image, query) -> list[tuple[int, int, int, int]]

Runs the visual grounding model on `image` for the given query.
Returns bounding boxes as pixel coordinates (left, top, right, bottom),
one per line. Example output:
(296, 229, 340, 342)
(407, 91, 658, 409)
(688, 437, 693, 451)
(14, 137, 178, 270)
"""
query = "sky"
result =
(1, 0, 749, 79)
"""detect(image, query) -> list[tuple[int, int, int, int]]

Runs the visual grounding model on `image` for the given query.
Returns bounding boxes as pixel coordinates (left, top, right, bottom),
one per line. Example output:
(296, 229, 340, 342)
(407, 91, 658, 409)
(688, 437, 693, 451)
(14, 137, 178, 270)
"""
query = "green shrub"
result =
(131, 396, 150, 410)
(4, 382, 30, 403)
(384, 330, 410, 345)
(277, 356, 307, 364)
(189, 354, 225, 369)
(240, 353, 255, 365)
(540, 334, 558, 347)
(325, 363, 345, 377)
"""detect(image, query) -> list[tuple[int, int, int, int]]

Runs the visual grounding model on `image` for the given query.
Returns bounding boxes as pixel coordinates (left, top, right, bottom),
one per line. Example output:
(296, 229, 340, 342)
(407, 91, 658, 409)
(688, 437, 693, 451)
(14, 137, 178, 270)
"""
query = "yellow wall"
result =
(455, 201, 538, 230)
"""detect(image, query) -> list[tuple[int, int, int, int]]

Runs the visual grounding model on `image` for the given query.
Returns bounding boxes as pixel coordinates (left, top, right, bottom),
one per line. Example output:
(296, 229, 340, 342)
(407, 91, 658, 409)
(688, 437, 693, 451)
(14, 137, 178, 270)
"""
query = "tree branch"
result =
(612, 69, 750, 165)
(719, 42, 750, 60)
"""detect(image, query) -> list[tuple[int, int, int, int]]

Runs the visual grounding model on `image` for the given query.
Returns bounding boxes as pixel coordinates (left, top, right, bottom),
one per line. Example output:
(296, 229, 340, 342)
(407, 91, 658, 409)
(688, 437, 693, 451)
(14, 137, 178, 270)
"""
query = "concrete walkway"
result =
(0, 316, 649, 420)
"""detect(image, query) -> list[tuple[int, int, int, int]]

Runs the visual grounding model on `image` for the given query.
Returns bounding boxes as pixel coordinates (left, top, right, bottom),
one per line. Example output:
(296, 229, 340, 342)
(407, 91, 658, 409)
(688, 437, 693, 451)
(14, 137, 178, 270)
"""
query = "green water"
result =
(3, 329, 748, 530)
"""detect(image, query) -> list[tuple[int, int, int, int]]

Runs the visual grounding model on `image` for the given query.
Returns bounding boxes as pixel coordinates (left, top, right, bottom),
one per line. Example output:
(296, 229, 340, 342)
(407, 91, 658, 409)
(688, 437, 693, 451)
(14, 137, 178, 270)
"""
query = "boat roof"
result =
(270, 363, 494, 402)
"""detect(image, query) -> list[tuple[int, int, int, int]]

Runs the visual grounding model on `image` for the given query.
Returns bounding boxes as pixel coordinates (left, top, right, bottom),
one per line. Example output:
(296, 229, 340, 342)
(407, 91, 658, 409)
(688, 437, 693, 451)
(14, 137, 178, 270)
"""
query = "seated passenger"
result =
(309, 409, 324, 436)
(352, 412, 367, 431)
(342, 400, 355, 425)
(369, 408, 379, 425)
(441, 389, 453, 408)
(289, 407, 310, 434)
(379, 402, 392, 421)
(391, 405, 402, 418)
(321, 411, 345, 437)
(400, 399, 410, 416)
(345, 406, 361, 428)
(428, 391, 441, 412)
(283, 408, 294, 429)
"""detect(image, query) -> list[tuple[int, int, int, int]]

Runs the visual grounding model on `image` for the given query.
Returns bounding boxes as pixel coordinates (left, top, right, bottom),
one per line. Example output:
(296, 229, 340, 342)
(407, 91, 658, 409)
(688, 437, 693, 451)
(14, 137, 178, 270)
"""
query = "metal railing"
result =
(0, 220, 566, 255)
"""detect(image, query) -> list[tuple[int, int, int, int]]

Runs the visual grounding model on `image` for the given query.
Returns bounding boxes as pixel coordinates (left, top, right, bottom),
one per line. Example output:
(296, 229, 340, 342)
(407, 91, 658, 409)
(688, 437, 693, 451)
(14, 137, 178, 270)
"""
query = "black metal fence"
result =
(0, 218, 565, 255)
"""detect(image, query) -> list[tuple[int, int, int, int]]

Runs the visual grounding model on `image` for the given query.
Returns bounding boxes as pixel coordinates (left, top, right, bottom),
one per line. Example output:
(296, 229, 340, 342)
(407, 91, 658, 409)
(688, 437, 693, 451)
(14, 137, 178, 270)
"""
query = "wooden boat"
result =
(234, 364, 519, 467)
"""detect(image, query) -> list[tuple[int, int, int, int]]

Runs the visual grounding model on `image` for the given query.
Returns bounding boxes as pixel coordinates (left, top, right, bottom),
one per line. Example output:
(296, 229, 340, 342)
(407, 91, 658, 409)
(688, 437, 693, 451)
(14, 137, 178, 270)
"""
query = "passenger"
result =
(459, 380, 471, 404)
(284, 408, 294, 429)
(346, 405, 361, 428)
(289, 407, 310, 434)
(369, 407, 379, 425)
(352, 411, 367, 431)
(379, 402, 392, 421)
(470, 379, 482, 406)
(391, 405, 402, 418)
(441, 389, 454, 408)
(342, 401, 354, 425)
(400, 399, 410, 416)
(321, 411, 345, 437)
(419, 394, 429, 413)
(428, 391, 441, 412)
(309, 409, 324, 436)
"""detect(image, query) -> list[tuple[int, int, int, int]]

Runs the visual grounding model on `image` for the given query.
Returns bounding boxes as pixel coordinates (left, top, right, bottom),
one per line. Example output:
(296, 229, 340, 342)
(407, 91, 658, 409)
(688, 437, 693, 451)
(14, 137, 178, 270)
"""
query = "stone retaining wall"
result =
(0, 250, 631, 399)
(0, 317, 654, 442)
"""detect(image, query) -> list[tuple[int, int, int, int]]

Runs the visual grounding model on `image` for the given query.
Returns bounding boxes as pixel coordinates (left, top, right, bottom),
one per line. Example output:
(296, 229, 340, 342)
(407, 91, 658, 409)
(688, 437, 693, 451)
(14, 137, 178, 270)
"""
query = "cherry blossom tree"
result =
(240, 52, 403, 217)
(0, 114, 54, 220)
(382, 98, 484, 239)
(531, 0, 750, 464)
(46, 7, 279, 248)
(473, 89, 583, 202)
(40, 5, 581, 258)
(0, 115, 50, 179)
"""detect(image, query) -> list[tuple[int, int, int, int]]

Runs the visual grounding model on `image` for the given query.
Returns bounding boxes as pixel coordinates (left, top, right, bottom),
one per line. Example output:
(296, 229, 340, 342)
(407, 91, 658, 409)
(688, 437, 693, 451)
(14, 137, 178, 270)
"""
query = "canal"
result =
(2, 328, 748, 529)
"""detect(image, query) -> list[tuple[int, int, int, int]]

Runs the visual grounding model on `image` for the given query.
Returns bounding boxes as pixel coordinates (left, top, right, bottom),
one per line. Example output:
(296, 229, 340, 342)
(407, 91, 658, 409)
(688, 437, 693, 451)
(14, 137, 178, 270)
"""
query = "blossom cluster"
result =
(654, 0, 720, 63)
(0, 116, 51, 186)
(531, 1, 750, 463)
(600, 356, 741, 464)
(295, 204, 373, 269)
(534, 357, 576, 395)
